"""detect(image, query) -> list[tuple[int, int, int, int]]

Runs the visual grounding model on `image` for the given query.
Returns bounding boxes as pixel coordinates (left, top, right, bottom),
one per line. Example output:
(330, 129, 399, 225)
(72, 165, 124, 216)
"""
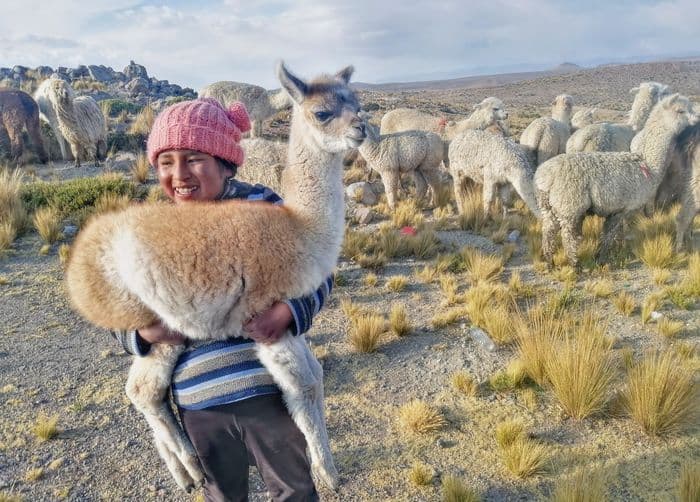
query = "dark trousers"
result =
(179, 393, 318, 502)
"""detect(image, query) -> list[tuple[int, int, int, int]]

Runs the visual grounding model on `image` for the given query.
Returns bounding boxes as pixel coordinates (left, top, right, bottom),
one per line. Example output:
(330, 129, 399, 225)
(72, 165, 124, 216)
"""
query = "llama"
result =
(671, 123, 700, 250)
(448, 129, 539, 218)
(358, 114, 444, 209)
(519, 94, 573, 167)
(64, 62, 365, 492)
(34, 77, 71, 161)
(37, 77, 106, 166)
(0, 89, 47, 163)
(238, 137, 288, 194)
(571, 108, 597, 132)
(535, 94, 697, 267)
(199, 81, 292, 137)
(566, 82, 670, 153)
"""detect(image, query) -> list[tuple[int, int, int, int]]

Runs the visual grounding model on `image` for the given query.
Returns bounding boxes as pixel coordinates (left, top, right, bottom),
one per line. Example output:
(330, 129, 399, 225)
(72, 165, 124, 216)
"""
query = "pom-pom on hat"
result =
(147, 98, 251, 168)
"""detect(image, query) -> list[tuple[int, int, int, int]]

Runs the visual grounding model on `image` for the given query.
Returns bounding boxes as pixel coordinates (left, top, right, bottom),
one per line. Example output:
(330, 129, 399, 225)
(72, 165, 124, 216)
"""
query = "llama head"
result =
(277, 61, 365, 153)
(648, 94, 697, 135)
(475, 97, 508, 121)
(49, 77, 74, 106)
(629, 82, 671, 131)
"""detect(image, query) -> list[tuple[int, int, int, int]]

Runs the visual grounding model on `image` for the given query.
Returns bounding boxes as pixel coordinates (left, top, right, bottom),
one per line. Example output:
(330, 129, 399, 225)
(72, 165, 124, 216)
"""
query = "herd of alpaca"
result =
(66, 62, 363, 492)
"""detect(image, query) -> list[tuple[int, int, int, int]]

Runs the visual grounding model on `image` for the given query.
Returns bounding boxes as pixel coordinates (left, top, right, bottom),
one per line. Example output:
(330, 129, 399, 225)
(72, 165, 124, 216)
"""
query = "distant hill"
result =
(352, 63, 585, 92)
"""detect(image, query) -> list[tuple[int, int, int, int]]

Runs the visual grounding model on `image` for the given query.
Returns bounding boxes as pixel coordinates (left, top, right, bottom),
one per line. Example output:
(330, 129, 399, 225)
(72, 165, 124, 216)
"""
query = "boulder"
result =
(126, 77, 150, 96)
(123, 60, 148, 80)
(346, 182, 378, 206)
(354, 207, 375, 225)
(87, 65, 114, 83)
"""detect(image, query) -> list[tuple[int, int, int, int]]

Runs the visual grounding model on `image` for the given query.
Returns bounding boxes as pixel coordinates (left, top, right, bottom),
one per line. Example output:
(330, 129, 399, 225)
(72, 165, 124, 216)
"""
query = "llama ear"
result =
(629, 86, 640, 95)
(663, 93, 681, 106)
(277, 61, 307, 105)
(335, 66, 354, 84)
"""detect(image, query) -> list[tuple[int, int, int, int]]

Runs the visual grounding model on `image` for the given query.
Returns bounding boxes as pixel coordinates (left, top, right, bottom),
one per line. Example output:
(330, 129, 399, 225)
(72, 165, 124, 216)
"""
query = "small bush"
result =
(348, 312, 385, 353)
(500, 438, 549, 479)
(678, 462, 700, 502)
(441, 474, 480, 502)
(657, 318, 684, 339)
(391, 199, 423, 228)
(622, 351, 697, 436)
(33, 206, 61, 244)
(363, 273, 378, 287)
(386, 275, 409, 292)
(397, 399, 446, 434)
(451, 371, 478, 397)
(408, 462, 433, 486)
(33, 413, 59, 441)
(613, 291, 636, 316)
(635, 233, 677, 270)
(129, 103, 155, 136)
(551, 468, 607, 502)
(99, 98, 141, 118)
(131, 152, 150, 184)
(389, 303, 411, 336)
(461, 247, 504, 284)
(495, 420, 525, 449)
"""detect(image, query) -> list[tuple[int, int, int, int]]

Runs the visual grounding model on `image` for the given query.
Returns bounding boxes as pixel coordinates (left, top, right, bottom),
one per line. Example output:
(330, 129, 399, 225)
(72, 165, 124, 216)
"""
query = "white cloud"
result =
(1, 0, 699, 89)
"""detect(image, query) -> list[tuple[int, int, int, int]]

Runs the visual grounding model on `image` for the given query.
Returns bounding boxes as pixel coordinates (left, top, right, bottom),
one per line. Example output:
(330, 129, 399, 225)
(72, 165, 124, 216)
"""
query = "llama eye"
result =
(314, 111, 333, 122)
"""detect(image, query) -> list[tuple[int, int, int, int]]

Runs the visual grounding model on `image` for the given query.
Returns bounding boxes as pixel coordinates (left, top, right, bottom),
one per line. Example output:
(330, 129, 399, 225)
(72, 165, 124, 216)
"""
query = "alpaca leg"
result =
(380, 170, 400, 210)
(675, 196, 696, 251)
(453, 175, 467, 215)
(420, 166, 444, 207)
(411, 169, 428, 204)
(537, 189, 559, 266)
(560, 216, 583, 268)
(498, 185, 512, 218)
(125, 344, 204, 491)
(26, 116, 48, 163)
(598, 213, 624, 262)
(70, 142, 81, 167)
(256, 336, 338, 491)
(482, 179, 496, 218)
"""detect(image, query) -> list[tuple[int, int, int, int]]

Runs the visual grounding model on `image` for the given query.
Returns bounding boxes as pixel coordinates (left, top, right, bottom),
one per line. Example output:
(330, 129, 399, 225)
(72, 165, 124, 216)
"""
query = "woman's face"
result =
(156, 150, 230, 204)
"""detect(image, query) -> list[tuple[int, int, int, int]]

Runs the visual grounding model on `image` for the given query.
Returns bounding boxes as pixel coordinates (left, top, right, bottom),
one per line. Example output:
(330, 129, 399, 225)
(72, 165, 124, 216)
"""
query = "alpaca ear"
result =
(629, 86, 639, 95)
(663, 93, 681, 106)
(659, 84, 671, 97)
(335, 66, 354, 84)
(277, 61, 307, 105)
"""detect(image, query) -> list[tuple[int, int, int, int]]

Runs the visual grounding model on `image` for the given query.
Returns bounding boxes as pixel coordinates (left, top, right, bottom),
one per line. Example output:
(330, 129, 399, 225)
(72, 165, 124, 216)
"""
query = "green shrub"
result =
(22, 174, 135, 219)
(99, 99, 141, 117)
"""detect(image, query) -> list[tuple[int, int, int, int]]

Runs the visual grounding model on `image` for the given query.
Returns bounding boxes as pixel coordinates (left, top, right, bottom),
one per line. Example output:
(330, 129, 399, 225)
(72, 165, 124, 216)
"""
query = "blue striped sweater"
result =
(112, 178, 333, 410)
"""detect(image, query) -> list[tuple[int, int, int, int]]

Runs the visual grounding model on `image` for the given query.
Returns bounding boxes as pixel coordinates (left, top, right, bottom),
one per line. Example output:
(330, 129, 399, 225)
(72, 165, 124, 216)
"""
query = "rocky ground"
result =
(1, 60, 699, 501)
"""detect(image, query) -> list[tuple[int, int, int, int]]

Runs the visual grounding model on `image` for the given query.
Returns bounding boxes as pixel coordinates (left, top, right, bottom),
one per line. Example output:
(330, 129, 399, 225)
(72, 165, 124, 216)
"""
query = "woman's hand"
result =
(244, 302, 293, 345)
(137, 321, 186, 345)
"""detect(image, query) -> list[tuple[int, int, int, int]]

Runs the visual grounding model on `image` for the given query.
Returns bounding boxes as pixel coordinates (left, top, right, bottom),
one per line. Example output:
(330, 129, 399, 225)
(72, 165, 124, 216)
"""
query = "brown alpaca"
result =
(0, 89, 47, 163)
(65, 62, 365, 492)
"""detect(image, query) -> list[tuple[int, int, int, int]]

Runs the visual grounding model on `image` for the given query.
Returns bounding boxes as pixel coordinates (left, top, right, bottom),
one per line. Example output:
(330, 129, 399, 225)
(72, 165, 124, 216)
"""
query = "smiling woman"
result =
(155, 150, 231, 202)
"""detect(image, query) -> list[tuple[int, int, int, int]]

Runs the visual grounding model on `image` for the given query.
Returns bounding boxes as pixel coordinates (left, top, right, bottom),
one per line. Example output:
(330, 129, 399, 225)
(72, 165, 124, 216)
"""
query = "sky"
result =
(1, 0, 699, 90)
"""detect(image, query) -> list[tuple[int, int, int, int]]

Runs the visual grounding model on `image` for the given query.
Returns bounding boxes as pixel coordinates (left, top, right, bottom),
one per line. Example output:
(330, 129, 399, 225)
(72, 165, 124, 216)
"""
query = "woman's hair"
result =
(217, 158, 238, 177)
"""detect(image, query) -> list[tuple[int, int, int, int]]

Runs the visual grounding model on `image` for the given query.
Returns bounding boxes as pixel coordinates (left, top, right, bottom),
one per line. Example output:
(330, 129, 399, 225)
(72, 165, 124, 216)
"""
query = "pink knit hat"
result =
(147, 98, 251, 167)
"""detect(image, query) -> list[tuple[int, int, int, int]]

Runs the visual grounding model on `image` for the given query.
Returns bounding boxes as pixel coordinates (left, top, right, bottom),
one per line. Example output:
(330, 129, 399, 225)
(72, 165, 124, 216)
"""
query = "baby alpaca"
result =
(448, 129, 539, 218)
(520, 94, 573, 167)
(65, 62, 366, 492)
(535, 94, 697, 267)
(358, 114, 444, 209)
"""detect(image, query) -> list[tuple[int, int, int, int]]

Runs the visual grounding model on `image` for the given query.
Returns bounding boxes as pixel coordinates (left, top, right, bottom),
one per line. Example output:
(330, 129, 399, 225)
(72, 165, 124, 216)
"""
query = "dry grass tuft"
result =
(480, 305, 515, 345)
(641, 293, 664, 324)
(552, 266, 577, 284)
(551, 468, 607, 502)
(363, 273, 378, 287)
(678, 462, 700, 502)
(129, 103, 155, 135)
(461, 247, 504, 284)
(386, 275, 409, 292)
(433, 206, 453, 229)
(495, 420, 526, 449)
(451, 371, 479, 397)
(0, 490, 23, 502)
(58, 244, 71, 267)
(356, 252, 387, 270)
(457, 187, 486, 233)
(545, 327, 617, 419)
(0, 222, 17, 251)
(500, 438, 549, 479)
(33, 206, 61, 244)
(397, 399, 447, 434)
(130, 152, 150, 184)
(680, 252, 700, 297)
(0, 168, 27, 250)
(93, 192, 132, 216)
(389, 303, 411, 336)
(584, 278, 614, 298)
(622, 351, 697, 436)
(146, 185, 167, 203)
(519, 388, 539, 411)
(674, 342, 697, 360)
(348, 312, 386, 353)
(33, 413, 59, 441)
(441, 474, 480, 502)
(651, 267, 673, 286)
(612, 291, 636, 316)
(657, 318, 684, 339)
(431, 306, 469, 328)
(635, 233, 677, 270)
(24, 467, 44, 482)
(391, 199, 424, 228)
(515, 306, 568, 386)
(408, 461, 434, 486)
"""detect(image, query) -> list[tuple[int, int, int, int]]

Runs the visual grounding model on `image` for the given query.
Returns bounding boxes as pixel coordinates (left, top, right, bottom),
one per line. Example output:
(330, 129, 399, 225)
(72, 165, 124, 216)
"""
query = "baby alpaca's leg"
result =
(126, 343, 204, 492)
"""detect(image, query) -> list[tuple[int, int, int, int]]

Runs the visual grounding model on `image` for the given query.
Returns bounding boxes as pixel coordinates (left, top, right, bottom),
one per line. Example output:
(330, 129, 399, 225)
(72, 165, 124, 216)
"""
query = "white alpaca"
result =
(358, 114, 444, 209)
(535, 94, 697, 267)
(199, 81, 292, 138)
(519, 94, 573, 167)
(571, 108, 597, 132)
(567, 82, 670, 153)
(449, 129, 540, 218)
(238, 137, 288, 194)
(34, 77, 106, 166)
(65, 62, 366, 492)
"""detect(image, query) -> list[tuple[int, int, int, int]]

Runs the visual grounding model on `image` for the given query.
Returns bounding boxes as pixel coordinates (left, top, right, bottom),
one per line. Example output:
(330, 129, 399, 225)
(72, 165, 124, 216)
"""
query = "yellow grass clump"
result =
(495, 420, 526, 449)
(431, 306, 469, 328)
(584, 278, 614, 298)
(130, 152, 150, 184)
(363, 272, 378, 287)
(657, 318, 684, 339)
(612, 291, 636, 316)
(457, 188, 486, 233)
(461, 247, 504, 284)
(550, 468, 607, 502)
(389, 303, 411, 336)
(348, 312, 386, 353)
(640, 293, 664, 324)
(93, 192, 132, 216)
(451, 371, 478, 397)
(480, 305, 515, 345)
(680, 252, 700, 297)
(515, 306, 568, 386)
(651, 267, 673, 286)
(0, 167, 27, 250)
(622, 351, 697, 436)
(500, 437, 549, 479)
(24, 467, 44, 482)
(129, 103, 155, 135)
(433, 206, 452, 229)
(391, 199, 424, 228)
(0, 222, 17, 252)
(441, 474, 480, 502)
(678, 462, 700, 502)
(33, 206, 61, 244)
(635, 233, 677, 270)
(58, 244, 71, 267)
(0, 490, 23, 502)
(146, 185, 167, 203)
(397, 399, 447, 434)
(545, 327, 617, 419)
(33, 413, 59, 441)
(356, 252, 387, 270)
(408, 461, 434, 486)
(386, 275, 409, 292)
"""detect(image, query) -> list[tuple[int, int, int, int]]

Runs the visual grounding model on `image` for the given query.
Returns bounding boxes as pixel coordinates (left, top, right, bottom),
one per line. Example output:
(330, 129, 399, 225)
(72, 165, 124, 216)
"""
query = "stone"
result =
(126, 77, 150, 96)
(63, 225, 79, 238)
(346, 182, 378, 206)
(87, 64, 114, 83)
(507, 230, 520, 242)
(123, 60, 148, 80)
(354, 207, 375, 225)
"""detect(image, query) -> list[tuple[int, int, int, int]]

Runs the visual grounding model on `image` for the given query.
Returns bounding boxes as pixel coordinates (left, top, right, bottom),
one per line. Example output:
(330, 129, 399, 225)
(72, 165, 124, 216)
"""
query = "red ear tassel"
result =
(226, 101, 251, 133)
